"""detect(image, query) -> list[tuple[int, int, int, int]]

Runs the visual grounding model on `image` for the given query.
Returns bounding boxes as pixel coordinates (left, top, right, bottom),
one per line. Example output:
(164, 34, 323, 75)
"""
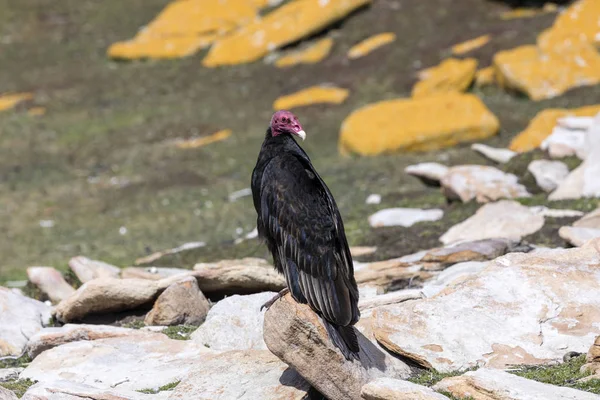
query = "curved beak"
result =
(296, 130, 306, 141)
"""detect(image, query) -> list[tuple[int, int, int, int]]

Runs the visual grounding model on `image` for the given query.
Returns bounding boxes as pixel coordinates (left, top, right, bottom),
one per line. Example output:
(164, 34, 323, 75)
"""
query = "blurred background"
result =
(1, 0, 599, 283)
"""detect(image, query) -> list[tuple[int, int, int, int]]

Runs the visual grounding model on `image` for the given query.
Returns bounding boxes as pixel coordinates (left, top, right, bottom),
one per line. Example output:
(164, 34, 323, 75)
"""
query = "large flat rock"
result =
(373, 240, 600, 372)
(22, 380, 170, 400)
(362, 378, 450, 400)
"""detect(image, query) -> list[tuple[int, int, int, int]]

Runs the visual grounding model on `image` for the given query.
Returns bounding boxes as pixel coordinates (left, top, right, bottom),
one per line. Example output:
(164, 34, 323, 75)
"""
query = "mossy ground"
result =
(1, 0, 599, 281)
(137, 380, 180, 394)
(0, 379, 36, 398)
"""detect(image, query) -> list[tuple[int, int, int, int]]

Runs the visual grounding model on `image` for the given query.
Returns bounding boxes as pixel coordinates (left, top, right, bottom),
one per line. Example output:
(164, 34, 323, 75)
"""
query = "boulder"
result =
(471, 144, 516, 164)
(169, 350, 310, 399)
(26, 267, 75, 303)
(0, 368, 22, 383)
(373, 240, 600, 372)
(20, 333, 213, 391)
(368, 208, 443, 228)
(144, 276, 210, 326)
(339, 93, 499, 156)
(263, 294, 411, 400)
(574, 208, 600, 228)
(433, 368, 600, 400)
(275, 37, 334, 68)
(412, 58, 478, 98)
(347, 33, 396, 59)
(558, 226, 600, 247)
(192, 257, 285, 295)
(404, 162, 449, 186)
(272, 86, 349, 110)
(0, 287, 51, 356)
(528, 160, 570, 192)
(21, 380, 171, 400)
(421, 261, 490, 298)
(440, 200, 544, 245)
(25, 324, 149, 359)
(68, 256, 120, 283)
(440, 165, 530, 203)
(362, 378, 450, 400)
(190, 292, 275, 351)
(0, 387, 18, 400)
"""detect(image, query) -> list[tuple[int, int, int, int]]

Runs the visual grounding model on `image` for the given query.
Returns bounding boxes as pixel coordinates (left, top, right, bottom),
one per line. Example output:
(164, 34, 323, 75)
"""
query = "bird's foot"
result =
(260, 288, 289, 311)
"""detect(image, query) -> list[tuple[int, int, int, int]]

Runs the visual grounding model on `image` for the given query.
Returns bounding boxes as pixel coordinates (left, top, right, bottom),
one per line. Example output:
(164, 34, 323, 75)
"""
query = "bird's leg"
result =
(260, 288, 290, 311)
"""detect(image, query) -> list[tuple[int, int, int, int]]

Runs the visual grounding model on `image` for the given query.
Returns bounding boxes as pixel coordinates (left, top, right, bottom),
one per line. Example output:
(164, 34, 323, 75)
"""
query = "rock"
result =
(263, 294, 411, 400)
(451, 34, 491, 55)
(0, 368, 22, 383)
(192, 257, 285, 295)
(422, 238, 515, 266)
(53, 275, 186, 323)
(20, 334, 213, 391)
(509, 105, 600, 153)
(549, 148, 600, 200)
(373, 240, 600, 372)
(362, 378, 450, 400)
(433, 368, 600, 400)
(0, 387, 18, 400)
(191, 292, 274, 350)
(272, 86, 349, 110)
(368, 208, 444, 228)
(528, 206, 584, 218)
(120, 266, 192, 280)
(358, 289, 424, 311)
(0, 287, 51, 356)
(144, 276, 209, 326)
(275, 37, 333, 68)
(339, 93, 499, 156)
(474, 66, 495, 87)
(350, 246, 377, 257)
(134, 241, 206, 265)
(347, 33, 396, 59)
(412, 58, 478, 98)
(365, 194, 381, 205)
(26, 267, 75, 303)
(540, 126, 587, 159)
(422, 261, 489, 297)
(471, 144, 516, 164)
(68, 256, 120, 283)
(440, 201, 544, 245)
(354, 255, 431, 291)
(440, 166, 530, 203)
(170, 350, 310, 399)
(22, 380, 171, 400)
(25, 324, 150, 359)
(527, 159, 570, 192)
(203, 0, 371, 66)
(0, 92, 33, 112)
(574, 208, 600, 228)
(405, 162, 449, 186)
(581, 336, 600, 376)
(559, 226, 600, 247)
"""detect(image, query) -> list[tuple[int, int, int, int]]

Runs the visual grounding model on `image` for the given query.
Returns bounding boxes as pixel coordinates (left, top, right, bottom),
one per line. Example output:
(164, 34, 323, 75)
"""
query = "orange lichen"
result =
(203, 0, 371, 67)
(0, 92, 33, 112)
(347, 33, 396, 59)
(451, 35, 491, 55)
(475, 66, 495, 87)
(339, 92, 500, 156)
(412, 58, 478, 98)
(509, 104, 600, 152)
(273, 86, 349, 110)
(176, 129, 232, 149)
(499, 3, 558, 20)
(275, 37, 334, 68)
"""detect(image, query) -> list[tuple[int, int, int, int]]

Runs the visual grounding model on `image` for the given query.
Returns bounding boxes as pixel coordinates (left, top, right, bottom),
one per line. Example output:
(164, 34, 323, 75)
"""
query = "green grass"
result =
(137, 380, 180, 394)
(409, 368, 476, 400)
(0, 379, 36, 398)
(0, 354, 31, 369)
(162, 325, 197, 340)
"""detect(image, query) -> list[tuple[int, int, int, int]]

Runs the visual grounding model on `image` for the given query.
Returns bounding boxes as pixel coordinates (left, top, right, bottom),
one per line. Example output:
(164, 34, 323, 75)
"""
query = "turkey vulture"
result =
(251, 110, 360, 360)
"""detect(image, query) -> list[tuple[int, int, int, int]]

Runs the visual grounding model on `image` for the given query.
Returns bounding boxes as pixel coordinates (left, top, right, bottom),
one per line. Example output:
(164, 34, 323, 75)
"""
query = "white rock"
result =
(372, 240, 600, 372)
(169, 350, 310, 400)
(0, 287, 51, 356)
(0, 368, 22, 383)
(433, 368, 600, 400)
(358, 289, 424, 311)
(20, 333, 214, 391)
(574, 208, 600, 228)
(190, 292, 275, 351)
(471, 143, 516, 164)
(120, 266, 192, 280)
(68, 256, 120, 283)
(441, 165, 530, 203)
(0, 387, 18, 400)
(366, 194, 382, 204)
(421, 261, 489, 297)
(527, 159, 570, 192)
(559, 226, 600, 247)
(228, 187, 252, 202)
(405, 163, 449, 185)
(22, 380, 170, 400)
(528, 206, 584, 218)
(362, 378, 450, 400)
(558, 115, 595, 131)
(26, 267, 75, 304)
(349, 246, 377, 257)
(368, 208, 444, 228)
(440, 200, 545, 245)
(541, 125, 587, 159)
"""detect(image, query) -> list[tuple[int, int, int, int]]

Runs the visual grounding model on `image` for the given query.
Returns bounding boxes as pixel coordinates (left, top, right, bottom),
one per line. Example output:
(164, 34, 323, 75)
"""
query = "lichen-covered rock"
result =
(273, 86, 349, 110)
(26, 267, 75, 303)
(347, 32, 396, 59)
(203, 0, 371, 66)
(475, 66, 495, 87)
(108, 33, 216, 60)
(69, 256, 120, 283)
(412, 58, 478, 98)
(0, 92, 33, 112)
(144, 276, 210, 326)
(451, 35, 490, 55)
(339, 93, 499, 156)
(275, 37, 333, 67)
(362, 378, 450, 400)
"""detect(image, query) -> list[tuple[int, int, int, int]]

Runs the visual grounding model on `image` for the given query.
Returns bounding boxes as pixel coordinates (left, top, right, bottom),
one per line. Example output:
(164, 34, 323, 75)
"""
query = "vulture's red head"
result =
(270, 110, 306, 141)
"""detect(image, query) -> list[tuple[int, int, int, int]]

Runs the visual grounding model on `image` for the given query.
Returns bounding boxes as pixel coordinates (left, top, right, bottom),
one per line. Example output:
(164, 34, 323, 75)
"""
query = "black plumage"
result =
(251, 111, 360, 360)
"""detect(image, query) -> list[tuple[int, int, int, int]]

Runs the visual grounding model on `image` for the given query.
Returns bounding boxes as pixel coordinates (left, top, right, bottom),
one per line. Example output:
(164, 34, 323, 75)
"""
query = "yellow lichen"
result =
(509, 105, 600, 152)
(176, 129, 232, 149)
(203, 0, 371, 67)
(412, 58, 478, 98)
(499, 3, 557, 20)
(339, 92, 500, 156)
(273, 86, 349, 110)
(275, 37, 334, 68)
(451, 35, 491, 55)
(475, 66, 495, 87)
(0, 93, 33, 112)
(347, 33, 396, 59)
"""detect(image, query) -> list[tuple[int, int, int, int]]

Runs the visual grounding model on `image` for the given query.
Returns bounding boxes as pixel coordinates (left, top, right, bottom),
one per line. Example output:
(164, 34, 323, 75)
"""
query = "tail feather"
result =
(323, 320, 360, 361)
